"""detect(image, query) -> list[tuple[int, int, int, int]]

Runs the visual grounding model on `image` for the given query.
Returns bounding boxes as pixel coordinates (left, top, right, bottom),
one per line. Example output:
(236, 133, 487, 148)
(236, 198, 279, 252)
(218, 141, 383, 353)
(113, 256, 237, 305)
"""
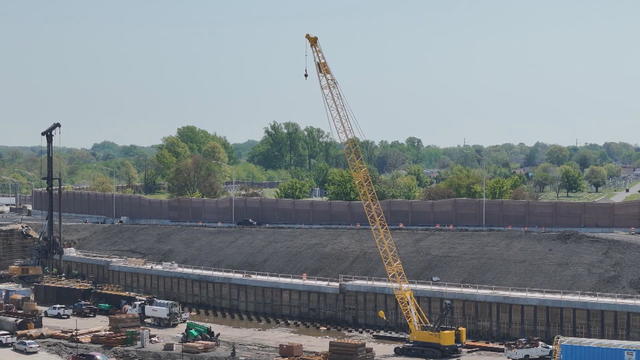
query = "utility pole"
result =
(41, 122, 61, 265)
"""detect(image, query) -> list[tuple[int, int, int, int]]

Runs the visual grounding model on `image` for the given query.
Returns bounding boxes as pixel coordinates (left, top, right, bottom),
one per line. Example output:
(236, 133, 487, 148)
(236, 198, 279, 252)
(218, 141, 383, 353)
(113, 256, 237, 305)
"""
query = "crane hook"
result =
(304, 68, 308, 80)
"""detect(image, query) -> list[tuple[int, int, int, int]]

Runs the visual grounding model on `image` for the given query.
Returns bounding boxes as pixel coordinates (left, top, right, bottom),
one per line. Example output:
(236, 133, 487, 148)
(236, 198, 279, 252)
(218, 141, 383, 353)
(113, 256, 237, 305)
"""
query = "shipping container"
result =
(559, 337, 640, 360)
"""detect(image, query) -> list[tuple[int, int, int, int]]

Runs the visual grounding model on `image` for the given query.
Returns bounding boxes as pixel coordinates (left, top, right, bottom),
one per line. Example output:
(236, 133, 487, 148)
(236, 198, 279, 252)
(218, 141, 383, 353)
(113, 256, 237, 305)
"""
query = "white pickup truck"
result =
(43, 304, 72, 319)
(0, 331, 16, 346)
(505, 339, 553, 359)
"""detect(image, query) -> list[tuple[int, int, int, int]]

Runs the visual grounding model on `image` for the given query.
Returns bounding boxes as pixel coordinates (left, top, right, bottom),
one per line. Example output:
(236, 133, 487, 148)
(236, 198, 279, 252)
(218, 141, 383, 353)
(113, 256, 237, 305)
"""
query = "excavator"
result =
(305, 34, 466, 359)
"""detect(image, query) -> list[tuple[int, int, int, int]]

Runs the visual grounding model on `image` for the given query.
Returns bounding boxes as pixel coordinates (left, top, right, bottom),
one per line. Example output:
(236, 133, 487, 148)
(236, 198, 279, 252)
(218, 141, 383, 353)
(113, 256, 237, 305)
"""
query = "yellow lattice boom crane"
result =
(305, 34, 466, 358)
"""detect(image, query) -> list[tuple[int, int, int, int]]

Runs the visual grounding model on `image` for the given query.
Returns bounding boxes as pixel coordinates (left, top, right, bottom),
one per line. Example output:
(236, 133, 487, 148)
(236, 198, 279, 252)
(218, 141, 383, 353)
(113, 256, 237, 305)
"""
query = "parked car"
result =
(44, 304, 72, 318)
(69, 352, 110, 360)
(13, 340, 39, 353)
(0, 331, 16, 346)
(72, 301, 98, 317)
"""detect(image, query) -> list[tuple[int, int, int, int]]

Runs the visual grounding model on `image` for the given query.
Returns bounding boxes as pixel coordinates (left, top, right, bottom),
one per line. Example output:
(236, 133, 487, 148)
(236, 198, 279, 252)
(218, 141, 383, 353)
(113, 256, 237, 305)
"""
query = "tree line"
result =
(1, 121, 637, 201)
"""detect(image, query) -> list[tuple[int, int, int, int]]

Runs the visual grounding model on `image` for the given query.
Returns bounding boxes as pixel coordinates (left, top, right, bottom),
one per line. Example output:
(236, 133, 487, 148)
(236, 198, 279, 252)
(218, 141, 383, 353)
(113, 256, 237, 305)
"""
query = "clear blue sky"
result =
(1, 1, 638, 148)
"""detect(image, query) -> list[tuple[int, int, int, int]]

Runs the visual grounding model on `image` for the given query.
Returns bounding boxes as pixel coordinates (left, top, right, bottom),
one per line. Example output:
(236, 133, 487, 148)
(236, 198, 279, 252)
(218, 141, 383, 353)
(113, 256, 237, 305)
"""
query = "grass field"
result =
(144, 192, 170, 199)
(538, 191, 610, 202)
(624, 193, 640, 201)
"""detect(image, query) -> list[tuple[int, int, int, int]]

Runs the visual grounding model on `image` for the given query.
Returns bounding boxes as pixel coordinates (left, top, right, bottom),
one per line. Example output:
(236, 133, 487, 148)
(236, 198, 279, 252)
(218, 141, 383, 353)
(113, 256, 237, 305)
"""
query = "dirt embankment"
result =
(60, 224, 640, 294)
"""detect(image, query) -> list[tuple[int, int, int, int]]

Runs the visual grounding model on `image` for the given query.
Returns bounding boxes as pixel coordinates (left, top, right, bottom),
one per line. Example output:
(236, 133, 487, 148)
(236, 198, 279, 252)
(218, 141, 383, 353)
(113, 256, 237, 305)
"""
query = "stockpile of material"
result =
(49, 327, 104, 343)
(328, 340, 374, 360)
(91, 330, 139, 347)
(182, 340, 218, 353)
(108, 314, 140, 330)
(279, 343, 304, 357)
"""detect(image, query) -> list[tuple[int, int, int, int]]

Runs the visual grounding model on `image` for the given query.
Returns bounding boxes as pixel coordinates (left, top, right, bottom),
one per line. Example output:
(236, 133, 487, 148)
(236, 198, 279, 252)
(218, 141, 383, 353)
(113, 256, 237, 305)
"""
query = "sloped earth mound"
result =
(59, 224, 640, 295)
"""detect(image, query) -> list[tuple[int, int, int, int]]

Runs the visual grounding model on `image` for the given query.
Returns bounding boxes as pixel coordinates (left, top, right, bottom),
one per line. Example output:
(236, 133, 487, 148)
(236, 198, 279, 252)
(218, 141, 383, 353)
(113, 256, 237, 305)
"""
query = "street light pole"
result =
(482, 159, 486, 229)
(112, 167, 116, 222)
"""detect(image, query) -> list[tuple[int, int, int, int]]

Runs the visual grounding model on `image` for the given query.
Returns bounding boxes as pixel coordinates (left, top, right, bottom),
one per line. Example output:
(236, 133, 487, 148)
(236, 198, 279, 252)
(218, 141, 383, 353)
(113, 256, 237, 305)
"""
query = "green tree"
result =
(202, 141, 228, 163)
(603, 163, 621, 179)
(326, 169, 359, 201)
(168, 155, 225, 198)
(90, 175, 114, 193)
(248, 121, 308, 170)
(176, 125, 236, 163)
(311, 162, 330, 189)
(395, 176, 420, 199)
(487, 178, 511, 199)
(422, 183, 455, 200)
(275, 179, 313, 199)
(377, 173, 420, 200)
(584, 165, 607, 192)
(303, 126, 332, 169)
(406, 165, 432, 188)
(120, 160, 138, 189)
(233, 162, 267, 182)
(441, 165, 482, 198)
(546, 145, 570, 166)
(573, 149, 596, 171)
(560, 165, 584, 196)
(533, 162, 556, 192)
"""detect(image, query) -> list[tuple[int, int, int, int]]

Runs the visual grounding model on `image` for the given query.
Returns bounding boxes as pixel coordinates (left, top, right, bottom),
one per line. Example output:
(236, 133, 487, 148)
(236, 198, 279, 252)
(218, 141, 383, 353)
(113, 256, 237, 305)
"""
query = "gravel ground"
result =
(35, 313, 505, 360)
(59, 224, 640, 294)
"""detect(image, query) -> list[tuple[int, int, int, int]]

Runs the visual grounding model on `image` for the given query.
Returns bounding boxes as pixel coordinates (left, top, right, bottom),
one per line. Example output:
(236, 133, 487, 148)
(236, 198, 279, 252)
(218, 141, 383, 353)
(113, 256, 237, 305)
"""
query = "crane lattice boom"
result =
(305, 34, 429, 333)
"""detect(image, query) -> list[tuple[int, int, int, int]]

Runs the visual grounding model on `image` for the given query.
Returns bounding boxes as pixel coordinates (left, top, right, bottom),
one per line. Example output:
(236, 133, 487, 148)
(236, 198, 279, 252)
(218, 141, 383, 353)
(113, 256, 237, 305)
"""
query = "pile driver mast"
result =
(305, 34, 465, 358)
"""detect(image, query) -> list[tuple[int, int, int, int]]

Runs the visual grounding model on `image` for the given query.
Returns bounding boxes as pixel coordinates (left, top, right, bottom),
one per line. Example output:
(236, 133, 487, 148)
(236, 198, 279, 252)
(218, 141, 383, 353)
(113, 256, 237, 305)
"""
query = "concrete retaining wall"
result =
(33, 190, 640, 228)
(57, 255, 640, 342)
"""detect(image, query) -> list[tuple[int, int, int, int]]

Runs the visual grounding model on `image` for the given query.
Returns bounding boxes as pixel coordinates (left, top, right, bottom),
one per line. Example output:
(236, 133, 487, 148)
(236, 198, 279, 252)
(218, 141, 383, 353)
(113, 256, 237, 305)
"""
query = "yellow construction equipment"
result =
(305, 34, 466, 358)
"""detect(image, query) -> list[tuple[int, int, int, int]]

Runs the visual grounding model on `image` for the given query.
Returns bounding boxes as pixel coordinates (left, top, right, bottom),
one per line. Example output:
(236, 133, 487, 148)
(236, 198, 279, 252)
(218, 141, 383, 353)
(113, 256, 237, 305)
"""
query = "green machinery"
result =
(182, 322, 219, 343)
(96, 303, 116, 315)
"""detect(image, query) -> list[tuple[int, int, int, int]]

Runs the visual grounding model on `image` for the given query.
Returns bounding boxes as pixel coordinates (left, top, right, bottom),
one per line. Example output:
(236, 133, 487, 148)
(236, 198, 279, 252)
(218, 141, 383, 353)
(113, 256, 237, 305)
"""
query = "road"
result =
(0, 347, 62, 360)
(610, 182, 640, 202)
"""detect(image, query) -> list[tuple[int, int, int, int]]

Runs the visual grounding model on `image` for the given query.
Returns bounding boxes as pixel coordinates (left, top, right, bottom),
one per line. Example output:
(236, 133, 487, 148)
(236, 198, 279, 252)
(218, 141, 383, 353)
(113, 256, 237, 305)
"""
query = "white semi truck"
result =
(126, 298, 189, 327)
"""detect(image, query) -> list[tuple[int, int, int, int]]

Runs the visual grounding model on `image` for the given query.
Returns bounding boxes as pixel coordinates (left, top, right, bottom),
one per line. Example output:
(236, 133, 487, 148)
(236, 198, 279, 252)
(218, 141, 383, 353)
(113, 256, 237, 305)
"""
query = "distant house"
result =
(423, 169, 440, 179)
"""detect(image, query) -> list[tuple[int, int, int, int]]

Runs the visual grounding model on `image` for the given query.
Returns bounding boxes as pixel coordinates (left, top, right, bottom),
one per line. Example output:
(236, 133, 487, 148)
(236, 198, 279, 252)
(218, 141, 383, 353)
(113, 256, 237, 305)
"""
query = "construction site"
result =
(2, 32, 640, 360)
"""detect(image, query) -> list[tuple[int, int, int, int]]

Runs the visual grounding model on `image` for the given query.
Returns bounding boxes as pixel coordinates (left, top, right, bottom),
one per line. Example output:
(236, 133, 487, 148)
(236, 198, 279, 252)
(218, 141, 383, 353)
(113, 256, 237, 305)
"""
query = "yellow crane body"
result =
(305, 34, 466, 358)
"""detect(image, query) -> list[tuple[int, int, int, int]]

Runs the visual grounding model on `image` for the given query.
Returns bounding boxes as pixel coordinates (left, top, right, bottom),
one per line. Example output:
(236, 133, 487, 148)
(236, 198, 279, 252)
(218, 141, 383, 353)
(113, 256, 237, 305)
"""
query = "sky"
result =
(0, 1, 639, 148)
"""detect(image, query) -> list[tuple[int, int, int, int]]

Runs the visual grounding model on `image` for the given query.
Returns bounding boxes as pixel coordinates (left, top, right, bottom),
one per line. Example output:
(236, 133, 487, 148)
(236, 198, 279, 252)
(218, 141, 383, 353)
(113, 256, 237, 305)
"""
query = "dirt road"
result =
(37, 313, 504, 360)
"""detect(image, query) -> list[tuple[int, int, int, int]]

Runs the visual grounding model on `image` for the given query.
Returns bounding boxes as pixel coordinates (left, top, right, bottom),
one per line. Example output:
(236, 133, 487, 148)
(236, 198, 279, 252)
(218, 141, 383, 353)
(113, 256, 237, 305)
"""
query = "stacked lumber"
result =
(91, 330, 139, 347)
(279, 343, 303, 357)
(16, 327, 56, 339)
(328, 340, 374, 360)
(279, 356, 328, 360)
(91, 332, 129, 347)
(49, 327, 105, 342)
(182, 341, 218, 353)
(109, 314, 140, 330)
